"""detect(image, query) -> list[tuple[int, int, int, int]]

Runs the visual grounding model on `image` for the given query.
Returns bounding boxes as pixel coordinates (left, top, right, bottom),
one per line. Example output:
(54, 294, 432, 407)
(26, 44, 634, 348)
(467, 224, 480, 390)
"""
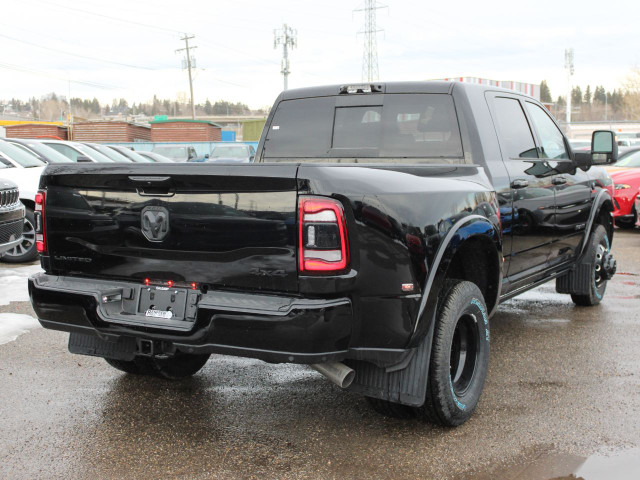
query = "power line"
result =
(274, 24, 297, 91)
(30, 0, 182, 35)
(21, 0, 325, 82)
(0, 32, 158, 71)
(0, 61, 122, 90)
(176, 34, 197, 119)
(354, 0, 386, 82)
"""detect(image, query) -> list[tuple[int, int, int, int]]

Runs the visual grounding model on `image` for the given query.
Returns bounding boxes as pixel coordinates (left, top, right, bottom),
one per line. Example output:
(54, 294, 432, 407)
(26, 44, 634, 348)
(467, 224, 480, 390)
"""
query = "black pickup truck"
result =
(29, 82, 618, 426)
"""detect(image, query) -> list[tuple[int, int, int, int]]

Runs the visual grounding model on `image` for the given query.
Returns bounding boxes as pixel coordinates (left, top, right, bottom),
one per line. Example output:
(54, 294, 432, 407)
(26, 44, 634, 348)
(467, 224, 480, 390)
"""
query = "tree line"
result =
(1, 93, 266, 122)
(540, 73, 638, 122)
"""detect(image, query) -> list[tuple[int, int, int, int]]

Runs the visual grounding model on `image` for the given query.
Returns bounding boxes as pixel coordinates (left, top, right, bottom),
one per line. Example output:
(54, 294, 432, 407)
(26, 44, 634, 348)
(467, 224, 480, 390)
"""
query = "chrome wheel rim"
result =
(5, 218, 35, 258)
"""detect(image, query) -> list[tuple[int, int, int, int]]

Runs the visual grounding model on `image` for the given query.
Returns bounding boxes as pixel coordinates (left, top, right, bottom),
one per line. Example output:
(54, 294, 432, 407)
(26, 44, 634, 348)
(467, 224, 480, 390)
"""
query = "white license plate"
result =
(145, 309, 173, 319)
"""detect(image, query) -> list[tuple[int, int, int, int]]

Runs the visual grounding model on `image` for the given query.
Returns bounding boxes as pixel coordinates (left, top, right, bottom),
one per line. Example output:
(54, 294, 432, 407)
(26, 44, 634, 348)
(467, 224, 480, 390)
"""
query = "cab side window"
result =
(526, 102, 570, 160)
(492, 97, 538, 159)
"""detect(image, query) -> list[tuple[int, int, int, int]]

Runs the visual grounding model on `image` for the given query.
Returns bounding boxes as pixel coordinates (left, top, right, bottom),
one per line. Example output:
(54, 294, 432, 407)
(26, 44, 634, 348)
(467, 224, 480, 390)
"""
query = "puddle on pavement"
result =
(463, 448, 640, 480)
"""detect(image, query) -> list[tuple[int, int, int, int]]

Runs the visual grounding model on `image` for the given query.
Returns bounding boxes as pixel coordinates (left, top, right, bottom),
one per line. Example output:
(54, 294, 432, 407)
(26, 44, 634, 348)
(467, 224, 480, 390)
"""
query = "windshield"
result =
(20, 141, 72, 163)
(153, 146, 187, 159)
(87, 144, 131, 162)
(0, 156, 15, 169)
(113, 146, 153, 162)
(73, 143, 114, 162)
(142, 152, 173, 162)
(615, 150, 640, 167)
(0, 141, 46, 167)
(212, 146, 250, 158)
(262, 94, 465, 162)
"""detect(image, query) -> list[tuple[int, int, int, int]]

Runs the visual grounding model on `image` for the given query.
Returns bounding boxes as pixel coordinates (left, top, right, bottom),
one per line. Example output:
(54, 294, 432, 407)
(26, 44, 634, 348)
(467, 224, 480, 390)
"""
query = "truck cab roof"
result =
(280, 81, 538, 102)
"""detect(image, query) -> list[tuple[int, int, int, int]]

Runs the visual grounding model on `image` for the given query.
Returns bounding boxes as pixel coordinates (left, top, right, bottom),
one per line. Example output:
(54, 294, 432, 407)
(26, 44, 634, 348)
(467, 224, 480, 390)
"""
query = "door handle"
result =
(511, 179, 529, 189)
(552, 177, 567, 186)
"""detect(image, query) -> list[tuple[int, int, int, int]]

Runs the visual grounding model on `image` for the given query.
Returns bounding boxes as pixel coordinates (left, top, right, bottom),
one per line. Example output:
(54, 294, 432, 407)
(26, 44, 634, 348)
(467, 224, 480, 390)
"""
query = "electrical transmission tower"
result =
(355, 0, 386, 82)
(176, 34, 197, 119)
(564, 48, 574, 125)
(274, 24, 297, 91)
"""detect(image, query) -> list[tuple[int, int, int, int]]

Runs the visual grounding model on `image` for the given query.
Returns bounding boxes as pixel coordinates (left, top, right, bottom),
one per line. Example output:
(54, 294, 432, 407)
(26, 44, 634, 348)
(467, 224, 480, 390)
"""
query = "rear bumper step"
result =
(29, 272, 359, 363)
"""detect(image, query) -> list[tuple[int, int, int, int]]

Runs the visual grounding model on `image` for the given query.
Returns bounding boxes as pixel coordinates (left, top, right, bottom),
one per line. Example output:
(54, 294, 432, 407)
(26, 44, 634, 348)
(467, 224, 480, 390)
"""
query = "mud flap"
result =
(68, 332, 136, 361)
(556, 263, 593, 296)
(345, 319, 434, 407)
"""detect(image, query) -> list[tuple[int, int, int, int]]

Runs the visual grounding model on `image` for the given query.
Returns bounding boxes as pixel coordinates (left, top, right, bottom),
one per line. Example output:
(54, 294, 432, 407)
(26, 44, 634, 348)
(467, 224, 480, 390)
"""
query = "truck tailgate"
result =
(42, 164, 299, 293)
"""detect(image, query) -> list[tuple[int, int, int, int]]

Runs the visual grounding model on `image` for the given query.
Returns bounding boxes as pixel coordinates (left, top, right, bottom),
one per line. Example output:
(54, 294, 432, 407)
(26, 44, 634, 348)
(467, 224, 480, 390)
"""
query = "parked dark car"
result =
(0, 179, 24, 256)
(207, 144, 255, 163)
(4, 138, 73, 164)
(29, 82, 618, 427)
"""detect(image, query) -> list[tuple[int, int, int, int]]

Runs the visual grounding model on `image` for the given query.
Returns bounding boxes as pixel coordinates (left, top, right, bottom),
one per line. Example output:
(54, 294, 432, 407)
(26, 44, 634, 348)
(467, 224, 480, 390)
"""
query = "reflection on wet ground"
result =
(465, 448, 640, 480)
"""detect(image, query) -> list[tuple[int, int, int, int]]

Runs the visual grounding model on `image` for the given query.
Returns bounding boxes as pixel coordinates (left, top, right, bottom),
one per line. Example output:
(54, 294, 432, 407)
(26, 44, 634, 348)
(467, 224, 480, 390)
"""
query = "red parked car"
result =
(606, 150, 640, 228)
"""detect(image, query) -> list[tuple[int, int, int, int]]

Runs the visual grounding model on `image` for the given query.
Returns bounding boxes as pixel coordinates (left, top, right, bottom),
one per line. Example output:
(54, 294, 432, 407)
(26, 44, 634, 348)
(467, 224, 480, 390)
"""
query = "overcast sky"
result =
(2, 0, 638, 109)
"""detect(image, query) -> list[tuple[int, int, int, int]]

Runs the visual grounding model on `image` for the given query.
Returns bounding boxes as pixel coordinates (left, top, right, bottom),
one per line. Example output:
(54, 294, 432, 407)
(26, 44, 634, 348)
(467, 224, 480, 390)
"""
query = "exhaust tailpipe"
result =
(311, 362, 355, 389)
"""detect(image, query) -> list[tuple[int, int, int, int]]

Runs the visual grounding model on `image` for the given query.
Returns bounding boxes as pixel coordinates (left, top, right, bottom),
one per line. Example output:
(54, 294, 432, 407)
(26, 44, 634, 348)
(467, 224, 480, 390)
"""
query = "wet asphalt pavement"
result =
(0, 230, 639, 480)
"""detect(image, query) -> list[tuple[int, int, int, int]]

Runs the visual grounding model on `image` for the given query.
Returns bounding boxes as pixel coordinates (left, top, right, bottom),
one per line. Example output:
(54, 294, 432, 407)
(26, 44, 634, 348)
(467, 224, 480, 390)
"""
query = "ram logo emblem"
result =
(141, 206, 170, 242)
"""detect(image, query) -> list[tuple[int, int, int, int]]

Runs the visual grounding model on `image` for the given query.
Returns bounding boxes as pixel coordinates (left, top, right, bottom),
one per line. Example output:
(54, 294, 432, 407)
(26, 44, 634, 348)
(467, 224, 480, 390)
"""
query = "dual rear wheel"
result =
(368, 280, 490, 426)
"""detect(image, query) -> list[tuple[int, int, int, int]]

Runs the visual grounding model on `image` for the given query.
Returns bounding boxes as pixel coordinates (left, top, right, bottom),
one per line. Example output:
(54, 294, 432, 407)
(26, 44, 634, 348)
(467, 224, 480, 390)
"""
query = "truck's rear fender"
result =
(296, 164, 500, 350)
(407, 216, 502, 348)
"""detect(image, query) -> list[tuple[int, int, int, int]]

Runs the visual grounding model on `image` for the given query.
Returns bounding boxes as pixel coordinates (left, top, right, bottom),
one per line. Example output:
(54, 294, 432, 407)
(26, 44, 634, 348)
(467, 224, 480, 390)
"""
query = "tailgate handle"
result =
(129, 176, 175, 197)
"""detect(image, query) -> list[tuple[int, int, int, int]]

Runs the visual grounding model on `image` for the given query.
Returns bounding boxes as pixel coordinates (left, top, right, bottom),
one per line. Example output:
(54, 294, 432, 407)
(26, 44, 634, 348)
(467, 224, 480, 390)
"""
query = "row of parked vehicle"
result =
(0, 138, 259, 263)
(0, 139, 210, 263)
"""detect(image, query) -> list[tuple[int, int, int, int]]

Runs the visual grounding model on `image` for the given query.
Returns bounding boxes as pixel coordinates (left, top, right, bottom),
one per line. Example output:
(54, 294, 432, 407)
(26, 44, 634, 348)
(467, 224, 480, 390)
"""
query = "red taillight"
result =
(298, 197, 349, 273)
(191, 282, 197, 290)
(35, 190, 46, 253)
(167, 280, 174, 287)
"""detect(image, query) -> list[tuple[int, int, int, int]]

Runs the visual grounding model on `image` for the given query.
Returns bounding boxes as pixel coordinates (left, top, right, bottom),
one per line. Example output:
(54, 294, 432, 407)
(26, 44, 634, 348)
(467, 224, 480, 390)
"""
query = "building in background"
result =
(150, 119, 222, 142)
(242, 119, 267, 142)
(72, 121, 151, 142)
(3, 122, 68, 140)
(436, 77, 541, 100)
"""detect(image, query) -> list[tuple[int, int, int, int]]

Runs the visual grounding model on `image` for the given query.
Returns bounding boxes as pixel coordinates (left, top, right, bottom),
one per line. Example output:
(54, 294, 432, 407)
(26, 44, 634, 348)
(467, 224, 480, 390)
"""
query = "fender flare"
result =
(579, 189, 614, 258)
(408, 214, 502, 348)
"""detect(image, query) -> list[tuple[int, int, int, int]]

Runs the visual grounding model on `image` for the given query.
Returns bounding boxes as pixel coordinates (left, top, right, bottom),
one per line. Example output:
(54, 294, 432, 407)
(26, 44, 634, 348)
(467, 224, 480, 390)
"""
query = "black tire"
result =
(1, 207, 38, 263)
(104, 353, 210, 380)
(367, 280, 490, 426)
(571, 224, 610, 306)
